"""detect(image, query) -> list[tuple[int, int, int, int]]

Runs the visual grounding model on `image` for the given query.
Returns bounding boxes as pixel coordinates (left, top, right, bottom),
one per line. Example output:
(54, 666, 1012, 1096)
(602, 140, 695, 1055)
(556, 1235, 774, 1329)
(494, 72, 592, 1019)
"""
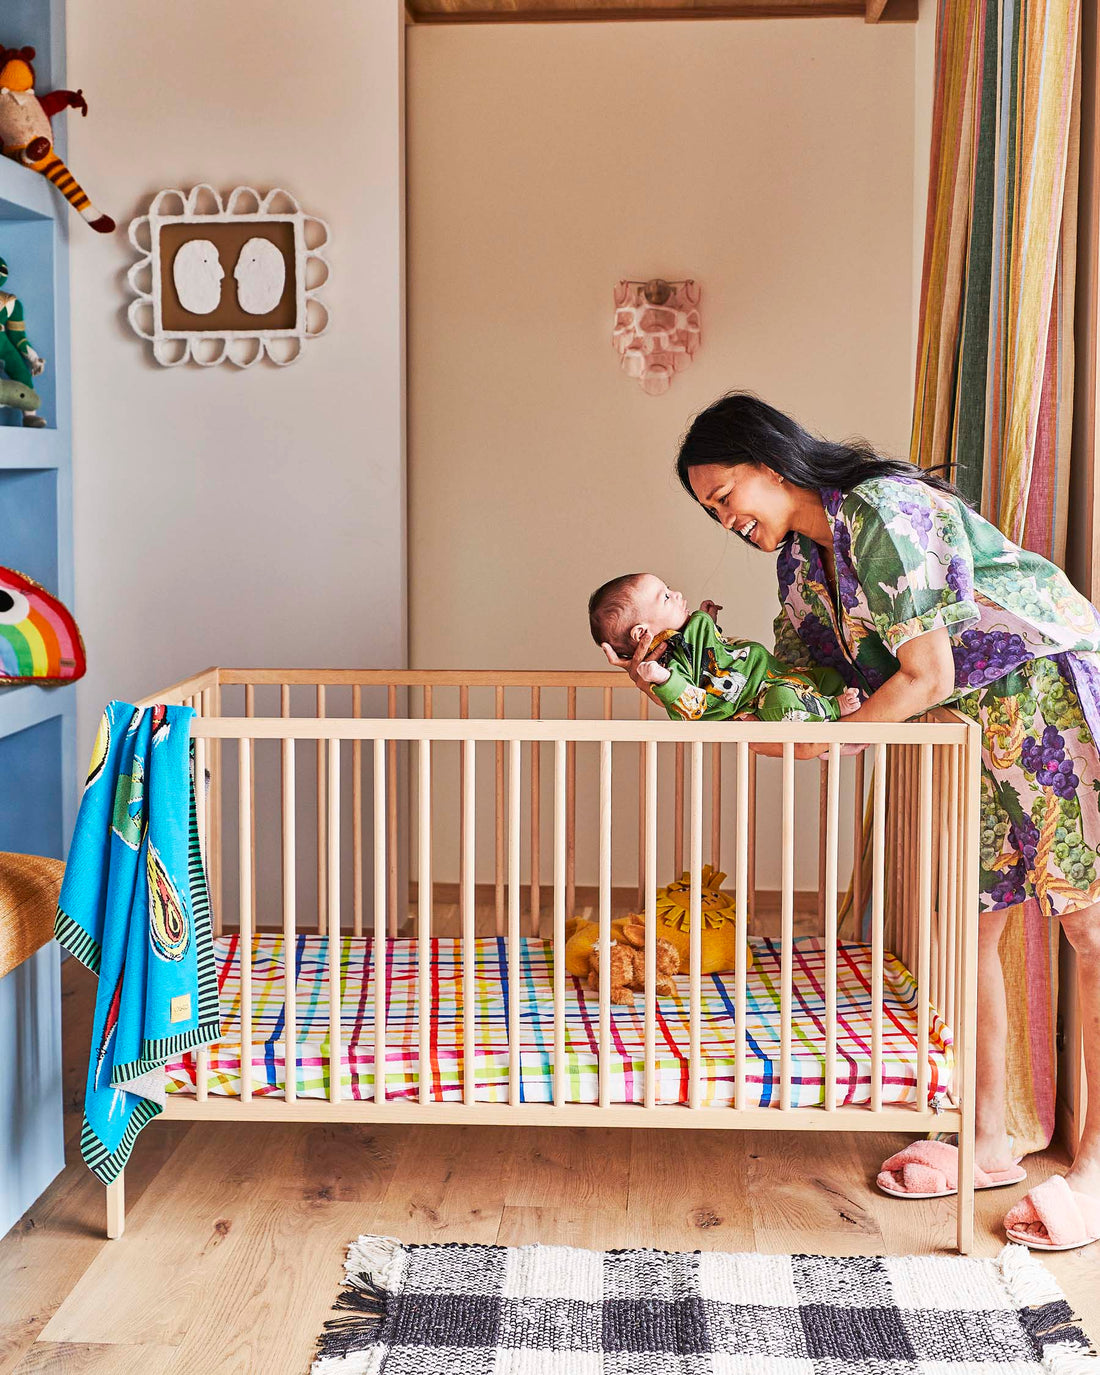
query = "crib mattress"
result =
(164, 934, 953, 1109)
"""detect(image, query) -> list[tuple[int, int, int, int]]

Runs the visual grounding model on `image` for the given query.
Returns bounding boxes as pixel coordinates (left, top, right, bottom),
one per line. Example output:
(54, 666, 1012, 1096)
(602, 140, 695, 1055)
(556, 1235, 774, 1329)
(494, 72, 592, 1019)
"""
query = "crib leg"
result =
(106, 1172, 125, 1240)
(956, 1118, 975, 1254)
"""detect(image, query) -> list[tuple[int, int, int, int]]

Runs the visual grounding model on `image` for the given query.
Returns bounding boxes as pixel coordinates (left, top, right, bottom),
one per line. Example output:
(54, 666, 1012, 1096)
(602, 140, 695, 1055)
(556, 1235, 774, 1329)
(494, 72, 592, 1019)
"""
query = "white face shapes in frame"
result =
(234, 236, 286, 315)
(172, 238, 225, 315)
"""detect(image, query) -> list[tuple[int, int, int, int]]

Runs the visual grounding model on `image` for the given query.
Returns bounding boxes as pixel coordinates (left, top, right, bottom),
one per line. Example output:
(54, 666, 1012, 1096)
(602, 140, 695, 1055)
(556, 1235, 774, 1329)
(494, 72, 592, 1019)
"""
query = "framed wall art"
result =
(126, 186, 330, 367)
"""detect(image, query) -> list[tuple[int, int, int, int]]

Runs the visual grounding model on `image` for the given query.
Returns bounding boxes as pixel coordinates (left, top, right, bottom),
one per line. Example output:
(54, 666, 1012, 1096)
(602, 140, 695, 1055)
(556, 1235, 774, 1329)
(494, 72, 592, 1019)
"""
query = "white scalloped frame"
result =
(126, 186, 330, 368)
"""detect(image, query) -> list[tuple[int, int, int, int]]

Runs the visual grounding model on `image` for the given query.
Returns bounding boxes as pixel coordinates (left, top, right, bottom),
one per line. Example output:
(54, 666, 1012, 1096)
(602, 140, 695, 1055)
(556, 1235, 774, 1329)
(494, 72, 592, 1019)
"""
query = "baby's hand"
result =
(699, 599, 723, 623)
(636, 659, 671, 686)
(837, 687, 861, 717)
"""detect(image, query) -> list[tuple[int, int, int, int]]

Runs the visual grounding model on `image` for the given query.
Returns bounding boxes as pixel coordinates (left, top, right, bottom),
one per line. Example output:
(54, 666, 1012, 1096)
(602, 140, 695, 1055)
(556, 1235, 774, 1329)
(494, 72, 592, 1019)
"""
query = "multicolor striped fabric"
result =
(165, 934, 953, 1109)
(910, 0, 1082, 1153)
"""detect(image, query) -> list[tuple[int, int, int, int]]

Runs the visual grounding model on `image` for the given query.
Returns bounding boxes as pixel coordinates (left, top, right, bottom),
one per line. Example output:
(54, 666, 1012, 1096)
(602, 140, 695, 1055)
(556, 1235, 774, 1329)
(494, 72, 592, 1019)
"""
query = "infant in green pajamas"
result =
(589, 572, 861, 723)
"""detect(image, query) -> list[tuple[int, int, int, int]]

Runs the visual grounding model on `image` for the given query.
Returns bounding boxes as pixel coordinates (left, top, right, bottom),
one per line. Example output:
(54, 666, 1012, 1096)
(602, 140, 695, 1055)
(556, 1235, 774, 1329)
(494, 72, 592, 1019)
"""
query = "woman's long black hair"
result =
(676, 393, 962, 536)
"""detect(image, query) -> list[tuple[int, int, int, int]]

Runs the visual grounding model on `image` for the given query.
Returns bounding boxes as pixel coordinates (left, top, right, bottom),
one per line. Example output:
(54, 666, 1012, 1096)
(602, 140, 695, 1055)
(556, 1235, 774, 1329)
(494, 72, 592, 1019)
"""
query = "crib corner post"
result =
(106, 1172, 125, 1239)
(955, 718, 982, 1256)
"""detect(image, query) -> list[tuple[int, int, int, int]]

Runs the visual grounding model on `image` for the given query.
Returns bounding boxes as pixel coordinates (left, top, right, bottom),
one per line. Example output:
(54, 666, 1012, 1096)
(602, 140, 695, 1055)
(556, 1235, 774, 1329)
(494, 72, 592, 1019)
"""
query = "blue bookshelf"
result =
(0, 0, 75, 1235)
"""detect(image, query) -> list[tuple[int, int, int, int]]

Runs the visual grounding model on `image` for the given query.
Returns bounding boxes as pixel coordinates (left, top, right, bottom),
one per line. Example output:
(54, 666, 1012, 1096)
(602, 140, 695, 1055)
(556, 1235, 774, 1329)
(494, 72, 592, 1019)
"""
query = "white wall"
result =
(408, 19, 918, 888)
(67, 2, 407, 763)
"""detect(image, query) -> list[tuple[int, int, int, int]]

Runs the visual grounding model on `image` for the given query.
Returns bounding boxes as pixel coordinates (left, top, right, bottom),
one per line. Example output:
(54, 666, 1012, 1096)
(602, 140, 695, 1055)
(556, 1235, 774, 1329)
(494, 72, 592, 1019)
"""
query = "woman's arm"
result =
(749, 627, 955, 759)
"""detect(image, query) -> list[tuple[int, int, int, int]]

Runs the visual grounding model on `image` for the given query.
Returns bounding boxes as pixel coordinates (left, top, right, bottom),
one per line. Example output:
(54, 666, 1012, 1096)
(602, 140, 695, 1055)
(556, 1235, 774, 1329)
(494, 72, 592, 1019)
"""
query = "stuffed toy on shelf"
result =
(0, 46, 114, 233)
(0, 256, 45, 426)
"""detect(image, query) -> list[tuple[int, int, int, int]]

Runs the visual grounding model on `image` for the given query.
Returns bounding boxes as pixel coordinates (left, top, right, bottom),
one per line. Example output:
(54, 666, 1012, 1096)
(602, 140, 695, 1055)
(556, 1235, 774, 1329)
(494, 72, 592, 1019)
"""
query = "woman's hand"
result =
(601, 631, 667, 706)
(749, 740, 832, 761)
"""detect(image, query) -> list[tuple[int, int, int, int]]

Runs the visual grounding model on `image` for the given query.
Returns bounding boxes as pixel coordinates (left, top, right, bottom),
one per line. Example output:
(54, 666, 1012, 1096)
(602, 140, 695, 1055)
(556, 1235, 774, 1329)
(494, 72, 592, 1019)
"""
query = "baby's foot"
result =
(837, 687, 861, 716)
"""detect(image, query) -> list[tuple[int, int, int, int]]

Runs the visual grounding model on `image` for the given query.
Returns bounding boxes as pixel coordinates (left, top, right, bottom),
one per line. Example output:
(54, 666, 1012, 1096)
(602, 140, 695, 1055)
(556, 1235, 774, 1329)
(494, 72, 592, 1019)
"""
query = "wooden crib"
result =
(111, 666, 982, 1249)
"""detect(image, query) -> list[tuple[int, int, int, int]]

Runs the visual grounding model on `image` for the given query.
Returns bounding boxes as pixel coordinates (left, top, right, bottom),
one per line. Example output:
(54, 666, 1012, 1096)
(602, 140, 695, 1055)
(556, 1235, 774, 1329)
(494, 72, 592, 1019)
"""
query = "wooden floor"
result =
(2, 920, 1099, 1374)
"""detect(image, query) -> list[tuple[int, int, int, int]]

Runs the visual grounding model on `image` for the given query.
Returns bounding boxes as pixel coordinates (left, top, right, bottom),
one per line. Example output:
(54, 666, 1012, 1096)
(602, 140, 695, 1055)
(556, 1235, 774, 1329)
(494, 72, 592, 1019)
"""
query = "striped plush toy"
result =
(0, 46, 114, 233)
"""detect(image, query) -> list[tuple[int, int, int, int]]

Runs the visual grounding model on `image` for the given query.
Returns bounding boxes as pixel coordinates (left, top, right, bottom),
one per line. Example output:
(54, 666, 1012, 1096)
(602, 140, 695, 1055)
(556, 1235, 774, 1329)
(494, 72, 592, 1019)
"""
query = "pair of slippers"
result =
(876, 1139, 1100, 1252)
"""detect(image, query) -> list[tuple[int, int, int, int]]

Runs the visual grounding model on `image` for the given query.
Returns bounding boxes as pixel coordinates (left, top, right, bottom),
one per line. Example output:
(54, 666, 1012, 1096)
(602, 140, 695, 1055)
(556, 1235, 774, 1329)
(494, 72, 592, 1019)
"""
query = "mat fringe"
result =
(996, 1243, 1097, 1372)
(311, 1236, 408, 1374)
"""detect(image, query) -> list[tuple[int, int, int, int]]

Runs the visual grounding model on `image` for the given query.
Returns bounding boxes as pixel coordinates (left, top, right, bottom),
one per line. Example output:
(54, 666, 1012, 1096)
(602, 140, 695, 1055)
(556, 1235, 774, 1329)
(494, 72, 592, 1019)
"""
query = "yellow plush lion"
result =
(564, 864, 749, 978)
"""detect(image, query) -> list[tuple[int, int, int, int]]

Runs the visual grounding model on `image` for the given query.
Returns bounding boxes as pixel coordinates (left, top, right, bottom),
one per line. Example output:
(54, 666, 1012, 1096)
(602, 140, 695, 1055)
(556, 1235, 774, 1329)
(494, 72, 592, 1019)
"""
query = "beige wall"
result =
(68, 2, 407, 763)
(408, 18, 918, 888)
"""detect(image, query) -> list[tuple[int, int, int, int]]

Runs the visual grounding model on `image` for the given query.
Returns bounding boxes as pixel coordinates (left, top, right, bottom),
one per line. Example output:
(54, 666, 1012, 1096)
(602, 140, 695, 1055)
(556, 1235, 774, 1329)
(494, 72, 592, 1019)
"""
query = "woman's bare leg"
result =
(1060, 901, 1100, 1194)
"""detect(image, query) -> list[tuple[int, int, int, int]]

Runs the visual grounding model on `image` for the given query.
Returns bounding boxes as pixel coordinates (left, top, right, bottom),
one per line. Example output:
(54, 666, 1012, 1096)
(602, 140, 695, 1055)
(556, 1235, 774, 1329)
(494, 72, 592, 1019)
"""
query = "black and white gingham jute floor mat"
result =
(311, 1234, 1096, 1373)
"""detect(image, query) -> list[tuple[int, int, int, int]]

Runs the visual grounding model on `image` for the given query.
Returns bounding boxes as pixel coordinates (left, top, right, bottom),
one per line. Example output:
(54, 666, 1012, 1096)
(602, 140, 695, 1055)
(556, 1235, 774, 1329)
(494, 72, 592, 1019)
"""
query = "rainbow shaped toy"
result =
(0, 565, 86, 685)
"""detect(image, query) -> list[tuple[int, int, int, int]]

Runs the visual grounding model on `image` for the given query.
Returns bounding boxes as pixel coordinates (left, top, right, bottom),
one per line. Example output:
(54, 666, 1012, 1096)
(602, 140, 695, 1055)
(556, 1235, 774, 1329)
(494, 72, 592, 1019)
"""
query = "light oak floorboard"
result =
(10, 1343, 180, 1375)
(1, 920, 1097, 1375)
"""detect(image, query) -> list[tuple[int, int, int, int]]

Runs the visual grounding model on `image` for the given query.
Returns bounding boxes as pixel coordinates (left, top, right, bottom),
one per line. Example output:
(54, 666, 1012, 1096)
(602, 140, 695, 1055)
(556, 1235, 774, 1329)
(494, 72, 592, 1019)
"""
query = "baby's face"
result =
(627, 575, 690, 645)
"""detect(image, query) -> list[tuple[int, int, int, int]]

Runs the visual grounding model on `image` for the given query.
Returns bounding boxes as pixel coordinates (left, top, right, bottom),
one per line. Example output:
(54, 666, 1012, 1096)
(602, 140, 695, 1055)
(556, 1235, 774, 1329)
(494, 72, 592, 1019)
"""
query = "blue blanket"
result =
(54, 701, 220, 1184)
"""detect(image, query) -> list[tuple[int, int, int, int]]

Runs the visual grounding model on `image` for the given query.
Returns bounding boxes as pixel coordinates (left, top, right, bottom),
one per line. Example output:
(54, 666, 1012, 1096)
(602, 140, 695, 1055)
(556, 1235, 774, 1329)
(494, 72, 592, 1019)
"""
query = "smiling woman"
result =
(603, 390, 1100, 1252)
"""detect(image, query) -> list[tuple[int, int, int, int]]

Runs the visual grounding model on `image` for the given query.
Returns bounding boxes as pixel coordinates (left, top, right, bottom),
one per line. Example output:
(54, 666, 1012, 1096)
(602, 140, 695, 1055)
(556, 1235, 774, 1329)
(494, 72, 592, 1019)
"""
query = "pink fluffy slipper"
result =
(1003, 1175, 1100, 1251)
(876, 1139, 1027, 1199)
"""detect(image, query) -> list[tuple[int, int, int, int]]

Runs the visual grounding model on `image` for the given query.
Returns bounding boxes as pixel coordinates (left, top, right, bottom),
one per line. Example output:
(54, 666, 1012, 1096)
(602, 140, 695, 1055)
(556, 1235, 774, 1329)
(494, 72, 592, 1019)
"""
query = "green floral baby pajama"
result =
(651, 610, 847, 723)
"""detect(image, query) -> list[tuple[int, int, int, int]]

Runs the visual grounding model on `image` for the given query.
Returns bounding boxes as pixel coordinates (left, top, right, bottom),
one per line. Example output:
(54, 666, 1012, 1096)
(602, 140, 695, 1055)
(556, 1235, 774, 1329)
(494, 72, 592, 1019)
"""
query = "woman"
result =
(603, 393, 1100, 1250)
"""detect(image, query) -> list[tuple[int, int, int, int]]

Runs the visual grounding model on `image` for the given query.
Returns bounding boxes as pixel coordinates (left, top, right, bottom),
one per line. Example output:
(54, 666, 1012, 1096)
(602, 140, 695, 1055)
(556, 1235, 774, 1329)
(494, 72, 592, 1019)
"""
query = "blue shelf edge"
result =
(0, 155, 55, 223)
(0, 428, 65, 469)
(0, 681, 75, 738)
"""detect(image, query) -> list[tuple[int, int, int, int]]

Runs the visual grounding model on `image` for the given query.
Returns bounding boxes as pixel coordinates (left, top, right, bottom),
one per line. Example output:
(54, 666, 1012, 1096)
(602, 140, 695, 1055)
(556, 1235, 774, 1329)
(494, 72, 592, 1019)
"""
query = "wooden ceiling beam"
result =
(407, 0, 920, 22)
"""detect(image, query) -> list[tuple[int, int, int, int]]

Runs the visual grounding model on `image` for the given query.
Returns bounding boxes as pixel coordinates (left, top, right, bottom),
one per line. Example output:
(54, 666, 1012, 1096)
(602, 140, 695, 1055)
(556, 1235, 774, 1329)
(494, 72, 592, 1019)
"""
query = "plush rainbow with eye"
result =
(0, 565, 86, 684)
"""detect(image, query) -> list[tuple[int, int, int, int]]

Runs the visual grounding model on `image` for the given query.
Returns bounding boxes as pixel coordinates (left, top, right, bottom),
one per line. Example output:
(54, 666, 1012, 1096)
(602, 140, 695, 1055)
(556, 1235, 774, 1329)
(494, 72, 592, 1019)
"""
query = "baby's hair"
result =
(589, 573, 645, 659)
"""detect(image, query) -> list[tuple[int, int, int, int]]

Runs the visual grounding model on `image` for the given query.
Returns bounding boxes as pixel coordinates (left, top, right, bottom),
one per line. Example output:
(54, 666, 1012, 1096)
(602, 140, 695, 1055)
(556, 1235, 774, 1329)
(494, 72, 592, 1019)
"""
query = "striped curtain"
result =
(910, 0, 1082, 1152)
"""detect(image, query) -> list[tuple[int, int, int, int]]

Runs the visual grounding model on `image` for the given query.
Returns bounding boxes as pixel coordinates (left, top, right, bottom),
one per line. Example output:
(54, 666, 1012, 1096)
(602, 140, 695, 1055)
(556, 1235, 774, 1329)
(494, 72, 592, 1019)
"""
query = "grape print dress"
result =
(773, 476, 1100, 919)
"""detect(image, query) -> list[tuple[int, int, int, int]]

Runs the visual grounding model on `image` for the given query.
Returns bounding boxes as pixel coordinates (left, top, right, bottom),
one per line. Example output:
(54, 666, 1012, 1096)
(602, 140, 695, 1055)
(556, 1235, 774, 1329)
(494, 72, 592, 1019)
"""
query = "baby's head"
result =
(588, 573, 689, 659)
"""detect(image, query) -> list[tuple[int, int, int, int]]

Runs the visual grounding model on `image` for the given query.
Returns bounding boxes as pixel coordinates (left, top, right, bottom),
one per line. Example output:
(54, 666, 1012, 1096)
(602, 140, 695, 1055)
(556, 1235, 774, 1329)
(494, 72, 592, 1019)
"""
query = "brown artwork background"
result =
(159, 221, 298, 332)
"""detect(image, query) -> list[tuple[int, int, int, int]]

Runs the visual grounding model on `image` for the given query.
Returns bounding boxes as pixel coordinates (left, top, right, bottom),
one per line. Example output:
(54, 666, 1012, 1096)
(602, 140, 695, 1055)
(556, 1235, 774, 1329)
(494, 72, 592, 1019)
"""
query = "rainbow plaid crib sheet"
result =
(164, 934, 953, 1108)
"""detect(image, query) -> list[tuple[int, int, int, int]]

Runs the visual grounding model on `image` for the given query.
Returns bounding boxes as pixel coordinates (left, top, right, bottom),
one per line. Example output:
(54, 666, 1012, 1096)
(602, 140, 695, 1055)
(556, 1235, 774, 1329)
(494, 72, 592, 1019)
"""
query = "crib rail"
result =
(141, 668, 981, 1250)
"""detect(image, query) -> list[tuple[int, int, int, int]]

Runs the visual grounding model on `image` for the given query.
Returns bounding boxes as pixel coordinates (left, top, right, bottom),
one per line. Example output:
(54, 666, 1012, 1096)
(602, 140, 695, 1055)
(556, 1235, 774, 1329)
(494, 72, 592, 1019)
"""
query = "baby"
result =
(589, 572, 861, 723)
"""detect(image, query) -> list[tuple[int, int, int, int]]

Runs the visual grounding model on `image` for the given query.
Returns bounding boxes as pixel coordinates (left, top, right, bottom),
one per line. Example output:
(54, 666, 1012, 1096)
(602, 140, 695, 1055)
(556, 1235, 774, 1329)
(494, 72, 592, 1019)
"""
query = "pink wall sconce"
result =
(612, 278, 701, 396)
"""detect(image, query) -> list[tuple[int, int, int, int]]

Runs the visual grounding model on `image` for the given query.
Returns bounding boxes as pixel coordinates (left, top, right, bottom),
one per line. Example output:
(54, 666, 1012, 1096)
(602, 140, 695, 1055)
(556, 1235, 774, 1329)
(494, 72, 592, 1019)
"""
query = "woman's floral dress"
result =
(773, 476, 1100, 919)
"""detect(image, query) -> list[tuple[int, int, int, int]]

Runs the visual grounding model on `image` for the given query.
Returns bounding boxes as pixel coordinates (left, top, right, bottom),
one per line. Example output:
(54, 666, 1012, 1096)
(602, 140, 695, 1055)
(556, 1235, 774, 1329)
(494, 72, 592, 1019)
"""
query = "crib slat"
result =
(780, 742, 794, 1111)
(734, 741, 749, 1110)
(711, 742, 721, 871)
(462, 739, 476, 1106)
(374, 738, 387, 1105)
(689, 740, 703, 1111)
(935, 745, 947, 1013)
(245, 686, 257, 933)
(598, 739, 612, 1110)
(496, 686, 506, 937)
(239, 739, 253, 1103)
(327, 738, 341, 1104)
(317, 685, 327, 935)
(552, 739, 566, 1107)
(418, 739, 432, 1106)
(387, 685, 399, 936)
(644, 740, 658, 1111)
(511, 738, 524, 1104)
(566, 687, 577, 920)
(530, 687, 541, 935)
(638, 695, 647, 910)
(917, 742, 933, 1109)
(853, 749, 865, 936)
(194, 726, 209, 1103)
(459, 686, 470, 935)
(353, 685, 363, 937)
(747, 751, 757, 924)
(282, 736, 297, 1103)
(674, 742, 685, 876)
(824, 742, 840, 1113)
(946, 742, 960, 1033)
(818, 760, 827, 927)
(871, 742, 887, 1112)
